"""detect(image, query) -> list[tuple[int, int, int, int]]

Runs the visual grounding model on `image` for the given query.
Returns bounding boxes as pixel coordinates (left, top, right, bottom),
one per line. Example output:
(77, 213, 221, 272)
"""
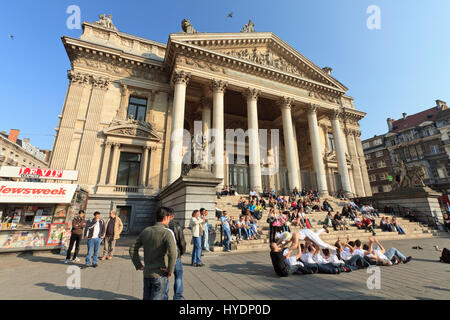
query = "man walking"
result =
(102, 210, 123, 261)
(85, 211, 105, 268)
(129, 207, 177, 300)
(65, 210, 86, 264)
(164, 209, 186, 300)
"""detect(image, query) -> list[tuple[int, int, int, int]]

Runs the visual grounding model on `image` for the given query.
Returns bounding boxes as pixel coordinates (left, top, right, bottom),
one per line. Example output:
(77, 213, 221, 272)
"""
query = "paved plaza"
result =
(0, 236, 449, 300)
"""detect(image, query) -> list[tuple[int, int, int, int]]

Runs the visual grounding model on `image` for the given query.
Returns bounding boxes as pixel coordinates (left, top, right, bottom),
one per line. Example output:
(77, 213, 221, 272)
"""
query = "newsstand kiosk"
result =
(0, 166, 88, 253)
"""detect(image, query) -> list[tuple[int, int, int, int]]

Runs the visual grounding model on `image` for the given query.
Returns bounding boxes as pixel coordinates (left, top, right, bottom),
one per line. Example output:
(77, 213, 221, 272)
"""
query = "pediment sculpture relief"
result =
(222, 48, 307, 78)
(104, 117, 161, 141)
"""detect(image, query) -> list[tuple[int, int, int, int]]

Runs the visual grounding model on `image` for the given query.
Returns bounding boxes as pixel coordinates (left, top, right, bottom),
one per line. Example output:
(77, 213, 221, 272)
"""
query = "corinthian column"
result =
(279, 97, 300, 191)
(211, 80, 227, 188)
(307, 104, 328, 197)
(168, 70, 190, 185)
(330, 110, 352, 197)
(140, 146, 150, 187)
(244, 88, 262, 192)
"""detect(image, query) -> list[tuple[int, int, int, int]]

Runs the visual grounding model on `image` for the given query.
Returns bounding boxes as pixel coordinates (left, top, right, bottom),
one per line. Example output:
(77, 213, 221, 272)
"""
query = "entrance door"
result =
(229, 165, 250, 195)
(117, 206, 131, 234)
(334, 172, 342, 194)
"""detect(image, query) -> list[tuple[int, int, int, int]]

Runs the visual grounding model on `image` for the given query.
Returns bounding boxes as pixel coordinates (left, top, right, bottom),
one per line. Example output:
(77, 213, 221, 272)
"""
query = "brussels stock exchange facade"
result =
(50, 17, 372, 233)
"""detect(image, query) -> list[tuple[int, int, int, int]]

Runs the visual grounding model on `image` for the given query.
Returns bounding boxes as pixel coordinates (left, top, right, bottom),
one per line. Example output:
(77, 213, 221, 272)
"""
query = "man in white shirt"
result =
(85, 211, 105, 268)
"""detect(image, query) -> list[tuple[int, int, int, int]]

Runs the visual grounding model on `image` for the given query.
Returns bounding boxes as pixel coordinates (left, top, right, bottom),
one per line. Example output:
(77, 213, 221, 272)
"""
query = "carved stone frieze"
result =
(222, 48, 307, 78)
(72, 56, 168, 83)
(183, 57, 226, 74)
(309, 91, 340, 104)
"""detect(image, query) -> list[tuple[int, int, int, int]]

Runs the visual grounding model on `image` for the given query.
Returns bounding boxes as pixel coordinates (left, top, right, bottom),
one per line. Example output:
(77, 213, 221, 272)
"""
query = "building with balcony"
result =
(363, 100, 450, 194)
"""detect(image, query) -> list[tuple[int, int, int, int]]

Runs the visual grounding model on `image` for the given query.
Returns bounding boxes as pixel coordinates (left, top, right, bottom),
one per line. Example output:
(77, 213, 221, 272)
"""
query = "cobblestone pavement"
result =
(0, 236, 449, 300)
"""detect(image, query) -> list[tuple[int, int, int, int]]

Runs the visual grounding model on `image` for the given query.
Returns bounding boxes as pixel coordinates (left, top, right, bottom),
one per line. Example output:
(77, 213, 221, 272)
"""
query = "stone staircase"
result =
(211, 195, 444, 252)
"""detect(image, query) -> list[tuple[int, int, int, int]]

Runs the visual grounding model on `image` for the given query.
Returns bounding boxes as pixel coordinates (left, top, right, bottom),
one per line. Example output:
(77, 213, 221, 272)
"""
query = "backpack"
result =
(440, 248, 450, 263)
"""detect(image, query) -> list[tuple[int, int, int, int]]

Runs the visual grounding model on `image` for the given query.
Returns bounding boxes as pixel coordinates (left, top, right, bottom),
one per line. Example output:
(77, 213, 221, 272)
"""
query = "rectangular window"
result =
(375, 151, 383, 158)
(409, 146, 417, 159)
(369, 174, 377, 182)
(328, 133, 335, 152)
(430, 145, 440, 154)
(116, 152, 141, 186)
(437, 167, 447, 179)
(127, 96, 147, 121)
(365, 153, 372, 160)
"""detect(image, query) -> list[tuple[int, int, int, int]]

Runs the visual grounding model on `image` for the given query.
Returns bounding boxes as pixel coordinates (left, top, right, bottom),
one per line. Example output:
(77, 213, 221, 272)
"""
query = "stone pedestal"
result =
(370, 187, 444, 226)
(159, 167, 222, 228)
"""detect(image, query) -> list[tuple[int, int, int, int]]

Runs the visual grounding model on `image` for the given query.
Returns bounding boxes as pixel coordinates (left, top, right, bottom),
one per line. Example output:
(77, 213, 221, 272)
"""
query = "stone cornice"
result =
(63, 36, 166, 73)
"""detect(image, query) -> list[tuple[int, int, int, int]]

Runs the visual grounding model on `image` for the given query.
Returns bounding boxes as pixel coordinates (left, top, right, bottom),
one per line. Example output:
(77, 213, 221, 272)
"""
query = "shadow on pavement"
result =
(35, 282, 139, 300)
(209, 261, 276, 277)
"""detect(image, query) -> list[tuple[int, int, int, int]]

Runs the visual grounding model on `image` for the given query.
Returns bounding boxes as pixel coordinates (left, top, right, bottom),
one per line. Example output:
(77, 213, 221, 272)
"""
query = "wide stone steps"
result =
(212, 195, 442, 252)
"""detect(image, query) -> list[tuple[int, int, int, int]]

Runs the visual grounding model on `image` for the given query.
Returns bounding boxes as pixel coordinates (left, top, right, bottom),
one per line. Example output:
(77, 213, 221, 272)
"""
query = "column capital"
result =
(112, 142, 121, 148)
(105, 141, 114, 147)
(91, 76, 111, 90)
(172, 70, 191, 85)
(243, 88, 261, 101)
(143, 145, 152, 151)
(308, 103, 320, 114)
(329, 109, 342, 120)
(211, 79, 228, 93)
(200, 96, 212, 109)
(277, 96, 295, 110)
(67, 70, 90, 86)
(355, 130, 362, 137)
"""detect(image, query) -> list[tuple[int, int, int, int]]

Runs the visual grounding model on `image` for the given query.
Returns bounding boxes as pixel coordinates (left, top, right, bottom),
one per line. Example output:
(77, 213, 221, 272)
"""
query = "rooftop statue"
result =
(96, 14, 117, 30)
(181, 19, 199, 34)
(241, 19, 255, 33)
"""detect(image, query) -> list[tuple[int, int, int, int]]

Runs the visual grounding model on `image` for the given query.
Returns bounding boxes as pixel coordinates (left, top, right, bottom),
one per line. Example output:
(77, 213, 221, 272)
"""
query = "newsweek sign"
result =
(0, 166, 78, 181)
(0, 182, 78, 204)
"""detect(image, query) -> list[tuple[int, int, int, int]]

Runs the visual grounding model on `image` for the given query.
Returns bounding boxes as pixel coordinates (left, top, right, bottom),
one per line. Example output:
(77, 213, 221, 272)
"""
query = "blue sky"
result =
(0, 0, 449, 150)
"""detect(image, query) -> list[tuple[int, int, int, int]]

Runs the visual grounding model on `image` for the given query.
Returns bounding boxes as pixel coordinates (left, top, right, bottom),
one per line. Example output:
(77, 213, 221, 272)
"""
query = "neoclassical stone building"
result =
(50, 16, 371, 233)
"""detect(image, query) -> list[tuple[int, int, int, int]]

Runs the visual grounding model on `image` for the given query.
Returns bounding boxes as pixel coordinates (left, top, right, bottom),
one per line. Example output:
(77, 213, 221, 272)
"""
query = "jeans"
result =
(143, 276, 169, 300)
(192, 236, 202, 265)
(164, 257, 184, 300)
(238, 227, 249, 239)
(384, 247, 406, 262)
(203, 224, 210, 251)
(86, 238, 102, 266)
(222, 228, 231, 250)
(345, 255, 370, 269)
(396, 225, 406, 234)
(289, 262, 319, 275)
(317, 263, 340, 274)
(66, 233, 82, 260)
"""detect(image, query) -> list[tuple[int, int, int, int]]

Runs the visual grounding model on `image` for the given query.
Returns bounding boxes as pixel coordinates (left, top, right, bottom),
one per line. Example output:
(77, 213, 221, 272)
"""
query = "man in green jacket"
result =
(129, 207, 178, 300)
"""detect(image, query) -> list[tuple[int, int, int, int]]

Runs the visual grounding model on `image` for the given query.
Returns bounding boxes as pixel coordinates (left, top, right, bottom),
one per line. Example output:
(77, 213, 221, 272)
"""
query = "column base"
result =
(319, 190, 329, 198)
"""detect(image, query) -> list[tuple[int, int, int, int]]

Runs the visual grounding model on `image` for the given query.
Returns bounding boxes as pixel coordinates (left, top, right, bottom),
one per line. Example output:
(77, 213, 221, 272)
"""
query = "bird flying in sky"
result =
(9, 35, 14, 40)
(227, 12, 233, 18)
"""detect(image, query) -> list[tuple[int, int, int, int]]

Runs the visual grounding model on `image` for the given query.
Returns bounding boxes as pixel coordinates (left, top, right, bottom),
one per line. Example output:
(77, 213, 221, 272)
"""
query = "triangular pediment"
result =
(167, 32, 348, 92)
(103, 118, 161, 141)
